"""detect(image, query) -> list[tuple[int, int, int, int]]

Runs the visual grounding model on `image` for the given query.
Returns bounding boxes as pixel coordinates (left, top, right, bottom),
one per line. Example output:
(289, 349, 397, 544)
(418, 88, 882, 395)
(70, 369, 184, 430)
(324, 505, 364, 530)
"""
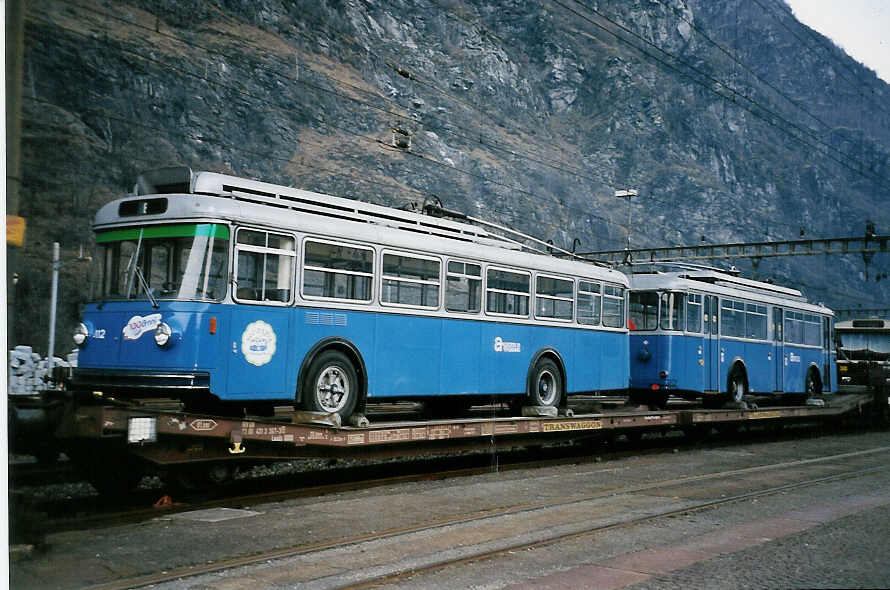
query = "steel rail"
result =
(81, 445, 890, 590)
(346, 463, 888, 590)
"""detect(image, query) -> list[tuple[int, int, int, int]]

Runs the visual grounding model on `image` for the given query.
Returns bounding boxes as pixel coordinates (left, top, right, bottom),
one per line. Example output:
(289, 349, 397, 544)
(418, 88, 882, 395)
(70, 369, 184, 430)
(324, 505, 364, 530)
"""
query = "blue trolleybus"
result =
(628, 267, 835, 408)
(69, 167, 629, 419)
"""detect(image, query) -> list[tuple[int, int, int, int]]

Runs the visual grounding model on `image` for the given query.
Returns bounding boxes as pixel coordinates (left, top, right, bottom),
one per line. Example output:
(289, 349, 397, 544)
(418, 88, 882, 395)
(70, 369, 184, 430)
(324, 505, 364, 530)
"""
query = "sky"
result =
(784, 0, 890, 83)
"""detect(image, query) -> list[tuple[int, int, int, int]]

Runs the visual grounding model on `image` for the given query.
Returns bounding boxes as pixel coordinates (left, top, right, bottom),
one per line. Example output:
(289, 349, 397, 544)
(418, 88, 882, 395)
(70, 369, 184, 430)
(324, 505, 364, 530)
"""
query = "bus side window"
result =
(577, 281, 601, 326)
(535, 275, 574, 321)
(235, 229, 296, 304)
(721, 299, 746, 338)
(486, 268, 530, 316)
(804, 313, 821, 346)
(602, 285, 625, 328)
(746, 304, 767, 340)
(686, 293, 702, 333)
(446, 260, 482, 313)
(302, 239, 374, 302)
(381, 252, 441, 308)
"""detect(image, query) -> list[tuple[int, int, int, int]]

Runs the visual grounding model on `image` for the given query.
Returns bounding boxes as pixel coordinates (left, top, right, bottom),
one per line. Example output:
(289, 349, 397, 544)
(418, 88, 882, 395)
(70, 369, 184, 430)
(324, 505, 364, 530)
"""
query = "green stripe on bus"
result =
(96, 224, 230, 242)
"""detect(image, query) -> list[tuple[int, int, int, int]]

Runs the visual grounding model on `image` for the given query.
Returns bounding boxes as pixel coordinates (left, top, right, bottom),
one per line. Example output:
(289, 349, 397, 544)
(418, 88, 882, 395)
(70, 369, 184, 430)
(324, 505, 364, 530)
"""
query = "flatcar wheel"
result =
(303, 350, 359, 418)
(169, 463, 237, 492)
(528, 358, 562, 408)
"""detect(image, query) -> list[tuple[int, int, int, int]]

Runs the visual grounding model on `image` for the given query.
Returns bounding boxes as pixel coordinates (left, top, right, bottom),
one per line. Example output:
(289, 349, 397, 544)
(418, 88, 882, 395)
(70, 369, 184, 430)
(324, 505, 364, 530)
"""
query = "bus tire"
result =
(727, 366, 747, 405)
(805, 368, 822, 398)
(528, 358, 563, 408)
(302, 350, 359, 419)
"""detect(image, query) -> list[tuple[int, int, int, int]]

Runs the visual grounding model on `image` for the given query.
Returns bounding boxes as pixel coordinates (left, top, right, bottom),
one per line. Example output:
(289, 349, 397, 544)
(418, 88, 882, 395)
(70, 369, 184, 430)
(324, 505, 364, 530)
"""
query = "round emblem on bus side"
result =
(241, 320, 277, 367)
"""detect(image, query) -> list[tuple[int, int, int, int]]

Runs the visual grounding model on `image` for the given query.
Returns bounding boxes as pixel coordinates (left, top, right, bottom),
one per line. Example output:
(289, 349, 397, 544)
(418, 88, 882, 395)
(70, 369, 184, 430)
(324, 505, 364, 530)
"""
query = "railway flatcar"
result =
(67, 167, 629, 420)
(628, 267, 835, 407)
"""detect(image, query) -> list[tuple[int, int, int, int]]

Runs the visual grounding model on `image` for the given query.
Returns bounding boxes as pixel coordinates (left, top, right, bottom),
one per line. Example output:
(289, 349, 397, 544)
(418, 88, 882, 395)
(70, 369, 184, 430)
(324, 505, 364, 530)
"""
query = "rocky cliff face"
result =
(13, 0, 890, 351)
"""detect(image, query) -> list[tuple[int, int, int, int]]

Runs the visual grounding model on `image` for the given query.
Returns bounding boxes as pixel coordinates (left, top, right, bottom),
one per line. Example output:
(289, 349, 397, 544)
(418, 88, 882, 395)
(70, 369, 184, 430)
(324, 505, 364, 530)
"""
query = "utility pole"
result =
(47, 244, 60, 372)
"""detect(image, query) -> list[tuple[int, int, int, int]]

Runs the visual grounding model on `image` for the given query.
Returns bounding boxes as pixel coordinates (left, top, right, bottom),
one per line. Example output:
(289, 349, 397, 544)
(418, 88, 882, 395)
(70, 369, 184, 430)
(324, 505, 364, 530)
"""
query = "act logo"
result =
(122, 313, 162, 340)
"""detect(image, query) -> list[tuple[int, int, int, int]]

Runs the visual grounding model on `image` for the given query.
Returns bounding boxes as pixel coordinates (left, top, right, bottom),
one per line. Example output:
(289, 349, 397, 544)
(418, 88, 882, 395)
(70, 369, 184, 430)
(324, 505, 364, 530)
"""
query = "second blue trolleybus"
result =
(628, 267, 835, 407)
(69, 167, 629, 420)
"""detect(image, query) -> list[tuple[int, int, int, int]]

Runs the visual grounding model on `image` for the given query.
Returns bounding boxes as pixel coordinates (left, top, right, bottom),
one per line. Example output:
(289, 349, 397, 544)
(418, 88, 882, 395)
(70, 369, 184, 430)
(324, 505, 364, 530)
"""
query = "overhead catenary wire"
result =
(56, 1, 618, 196)
(50, 0, 869, 239)
(650, 0, 839, 135)
(416, 0, 883, 237)
(756, 0, 890, 120)
(19, 4, 888, 295)
(24, 11, 623, 246)
(553, 0, 890, 192)
(24, 2, 886, 250)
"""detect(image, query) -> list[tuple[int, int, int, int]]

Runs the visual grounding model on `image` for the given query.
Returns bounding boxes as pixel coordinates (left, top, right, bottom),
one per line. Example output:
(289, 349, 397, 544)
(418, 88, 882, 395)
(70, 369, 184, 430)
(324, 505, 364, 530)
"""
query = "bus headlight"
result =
(73, 322, 89, 346)
(154, 322, 173, 347)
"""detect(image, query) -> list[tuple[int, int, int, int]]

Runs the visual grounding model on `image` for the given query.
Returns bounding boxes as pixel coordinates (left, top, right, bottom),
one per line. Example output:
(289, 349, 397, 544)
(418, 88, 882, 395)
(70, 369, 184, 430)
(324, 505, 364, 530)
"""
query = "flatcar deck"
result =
(54, 393, 878, 466)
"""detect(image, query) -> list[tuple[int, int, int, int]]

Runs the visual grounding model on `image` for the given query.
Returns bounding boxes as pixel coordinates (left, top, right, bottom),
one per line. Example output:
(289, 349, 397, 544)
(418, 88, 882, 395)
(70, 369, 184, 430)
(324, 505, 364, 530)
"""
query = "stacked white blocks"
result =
(8, 346, 78, 394)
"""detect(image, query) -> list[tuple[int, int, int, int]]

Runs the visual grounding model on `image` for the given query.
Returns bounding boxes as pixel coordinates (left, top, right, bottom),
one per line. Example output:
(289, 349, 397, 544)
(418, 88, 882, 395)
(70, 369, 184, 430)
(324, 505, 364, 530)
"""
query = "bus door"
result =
(227, 308, 292, 397)
(773, 307, 784, 392)
(703, 295, 719, 391)
(822, 315, 832, 391)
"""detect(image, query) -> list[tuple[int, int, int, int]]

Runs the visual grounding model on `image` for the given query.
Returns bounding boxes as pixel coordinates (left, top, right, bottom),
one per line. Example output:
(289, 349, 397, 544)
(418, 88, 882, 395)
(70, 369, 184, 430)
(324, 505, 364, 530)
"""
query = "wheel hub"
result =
(537, 370, 557, 406)
(317, 367, 349, 412)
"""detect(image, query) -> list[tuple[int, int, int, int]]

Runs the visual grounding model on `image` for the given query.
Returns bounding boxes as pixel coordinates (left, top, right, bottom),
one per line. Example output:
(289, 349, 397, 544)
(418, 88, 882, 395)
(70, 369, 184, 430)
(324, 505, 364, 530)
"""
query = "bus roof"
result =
(94, 168, 628, 286)
(630, 270, 832, 314)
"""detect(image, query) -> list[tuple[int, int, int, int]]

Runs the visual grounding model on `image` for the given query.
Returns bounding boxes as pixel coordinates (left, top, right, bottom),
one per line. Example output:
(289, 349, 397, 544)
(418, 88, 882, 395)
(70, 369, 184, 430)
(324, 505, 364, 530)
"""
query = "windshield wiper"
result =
(133, 265, 159, 309)
(125, 229, 144, 299)
(121, 228, 157, 308)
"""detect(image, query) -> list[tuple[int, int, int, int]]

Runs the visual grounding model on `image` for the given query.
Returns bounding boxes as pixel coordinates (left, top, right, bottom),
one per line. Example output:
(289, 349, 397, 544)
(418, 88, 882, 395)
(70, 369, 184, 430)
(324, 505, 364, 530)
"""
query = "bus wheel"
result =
(805, 369, 822, 398)
(529, 358, 562, 408)
(727, 367, 747, 405)
(303, 350, 359, 418)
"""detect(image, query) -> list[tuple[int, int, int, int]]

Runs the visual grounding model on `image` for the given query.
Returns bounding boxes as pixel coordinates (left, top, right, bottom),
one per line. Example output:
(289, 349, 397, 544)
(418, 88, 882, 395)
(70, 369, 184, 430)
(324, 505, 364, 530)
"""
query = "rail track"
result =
(14, 410, 876, 538)
(76, 444, 890, 590)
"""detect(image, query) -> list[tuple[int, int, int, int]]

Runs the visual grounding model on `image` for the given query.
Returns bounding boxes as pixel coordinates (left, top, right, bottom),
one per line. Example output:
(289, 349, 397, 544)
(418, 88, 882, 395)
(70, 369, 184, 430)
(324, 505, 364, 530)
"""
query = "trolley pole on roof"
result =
(615, 189, 638, 262)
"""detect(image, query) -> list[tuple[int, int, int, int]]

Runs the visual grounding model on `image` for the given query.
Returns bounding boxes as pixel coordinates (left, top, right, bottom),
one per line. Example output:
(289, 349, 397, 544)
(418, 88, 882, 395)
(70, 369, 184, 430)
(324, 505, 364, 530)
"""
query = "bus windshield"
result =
(837, 331, 890, 361)
(92, 223, 229, 302)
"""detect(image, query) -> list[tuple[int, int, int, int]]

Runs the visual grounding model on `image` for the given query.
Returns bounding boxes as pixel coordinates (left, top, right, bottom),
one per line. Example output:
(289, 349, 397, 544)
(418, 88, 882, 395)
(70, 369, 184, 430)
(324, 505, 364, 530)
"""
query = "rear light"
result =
(651, 384, 661, 390)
